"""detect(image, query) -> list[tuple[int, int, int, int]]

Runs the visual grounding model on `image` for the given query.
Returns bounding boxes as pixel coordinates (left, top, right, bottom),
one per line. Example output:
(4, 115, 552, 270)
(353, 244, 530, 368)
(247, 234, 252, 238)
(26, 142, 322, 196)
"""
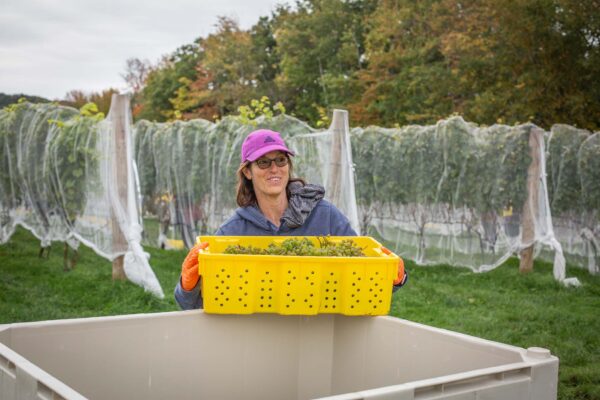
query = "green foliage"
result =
(274, 0, 376, 124)
(351, 117, 534, 261)
(313, 104, 330, 128)
(224, 237, 366, 256)
(48, 114, 100, 223)
(546, 125, 590, 214)
(351, 117, 533, 213)
(479, 124, 531, 213)
(0, 102, 100, 231)
(137, 43, 202, 122)
(237, 96, 286, 126)
(78, 102, 104, 120)
(578, 133, 600, 215)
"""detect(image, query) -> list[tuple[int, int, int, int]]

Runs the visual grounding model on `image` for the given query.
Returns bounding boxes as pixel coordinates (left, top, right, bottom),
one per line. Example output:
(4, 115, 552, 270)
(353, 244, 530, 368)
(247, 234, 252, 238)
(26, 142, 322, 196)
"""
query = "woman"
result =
(174, 129, 406, 310)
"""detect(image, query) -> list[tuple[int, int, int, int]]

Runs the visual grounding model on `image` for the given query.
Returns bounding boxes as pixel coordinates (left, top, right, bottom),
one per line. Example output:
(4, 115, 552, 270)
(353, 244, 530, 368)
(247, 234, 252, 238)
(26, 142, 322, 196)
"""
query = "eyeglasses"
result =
(254, 155, 289, 169)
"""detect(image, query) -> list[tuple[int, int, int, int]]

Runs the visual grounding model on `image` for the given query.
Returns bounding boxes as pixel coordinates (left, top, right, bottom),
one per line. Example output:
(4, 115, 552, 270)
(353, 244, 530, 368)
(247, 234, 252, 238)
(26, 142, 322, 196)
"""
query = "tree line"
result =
(122, 0, 599, 130)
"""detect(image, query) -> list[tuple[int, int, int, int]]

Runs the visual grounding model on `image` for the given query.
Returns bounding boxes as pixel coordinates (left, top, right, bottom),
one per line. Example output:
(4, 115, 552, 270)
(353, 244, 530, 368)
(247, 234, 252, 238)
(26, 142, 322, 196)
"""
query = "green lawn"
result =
(1, 226, 599, 399)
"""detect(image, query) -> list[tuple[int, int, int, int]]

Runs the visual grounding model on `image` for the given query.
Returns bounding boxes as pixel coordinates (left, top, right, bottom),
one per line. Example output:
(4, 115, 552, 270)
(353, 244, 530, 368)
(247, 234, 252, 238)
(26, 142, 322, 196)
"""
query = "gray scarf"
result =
(281, 181, 325, 228)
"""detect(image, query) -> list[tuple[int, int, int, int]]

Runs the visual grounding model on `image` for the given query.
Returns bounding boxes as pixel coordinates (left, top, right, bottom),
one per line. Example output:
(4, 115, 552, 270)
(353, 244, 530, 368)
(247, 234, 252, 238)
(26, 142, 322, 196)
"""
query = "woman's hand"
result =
(393, 256, 408, 288)
(181, 242, 209, 291)
(382, 246, 408, 288)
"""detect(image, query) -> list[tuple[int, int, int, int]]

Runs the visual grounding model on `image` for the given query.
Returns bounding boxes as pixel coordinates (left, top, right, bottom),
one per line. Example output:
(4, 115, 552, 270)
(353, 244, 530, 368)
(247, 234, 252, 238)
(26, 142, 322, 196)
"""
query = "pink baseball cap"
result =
(241, 129, 295, 163)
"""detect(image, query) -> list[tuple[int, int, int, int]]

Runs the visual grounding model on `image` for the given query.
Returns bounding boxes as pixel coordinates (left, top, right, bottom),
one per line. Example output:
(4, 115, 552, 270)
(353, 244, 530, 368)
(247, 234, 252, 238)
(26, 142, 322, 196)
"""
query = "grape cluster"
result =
(224, 237, 365, 257)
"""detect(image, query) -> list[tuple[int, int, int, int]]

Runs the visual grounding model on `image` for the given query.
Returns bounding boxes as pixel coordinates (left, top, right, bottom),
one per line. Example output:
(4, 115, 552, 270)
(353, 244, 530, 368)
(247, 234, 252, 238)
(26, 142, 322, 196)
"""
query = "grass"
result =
(0, 226, 181, 322)
(1, 226, 599, 399)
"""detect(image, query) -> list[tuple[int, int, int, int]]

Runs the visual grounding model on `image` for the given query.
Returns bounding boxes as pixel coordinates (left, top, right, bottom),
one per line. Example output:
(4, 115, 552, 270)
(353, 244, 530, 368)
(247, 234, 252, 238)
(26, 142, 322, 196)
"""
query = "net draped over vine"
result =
(134, 113, 595, 285)
(546, 125, 600, 275)
(350, 119, 585, 285)
(133, 110, 360, 250)
(0, 101, 163, 297)
(1, 100, 598, 297)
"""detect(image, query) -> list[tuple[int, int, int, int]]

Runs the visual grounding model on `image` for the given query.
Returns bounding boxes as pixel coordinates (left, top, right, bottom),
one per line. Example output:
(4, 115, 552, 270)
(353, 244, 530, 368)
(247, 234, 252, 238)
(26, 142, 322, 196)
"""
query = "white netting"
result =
(350, 118, 587, 286)
(546, 125, 600, 276)
(1, 97, 598, 297)
(0, 97, 163, 298)
(133, 110, 360, 249)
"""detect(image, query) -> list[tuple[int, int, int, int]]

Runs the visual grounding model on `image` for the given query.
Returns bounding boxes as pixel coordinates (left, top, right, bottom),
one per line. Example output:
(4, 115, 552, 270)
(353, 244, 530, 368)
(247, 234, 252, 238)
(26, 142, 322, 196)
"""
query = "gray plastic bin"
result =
(0, 311, 558, 399)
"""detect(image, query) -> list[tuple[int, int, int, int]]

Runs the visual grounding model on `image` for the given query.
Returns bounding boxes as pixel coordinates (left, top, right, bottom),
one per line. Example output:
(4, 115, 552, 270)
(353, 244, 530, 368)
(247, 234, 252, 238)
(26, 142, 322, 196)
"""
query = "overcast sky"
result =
(0, 0, 285, 100)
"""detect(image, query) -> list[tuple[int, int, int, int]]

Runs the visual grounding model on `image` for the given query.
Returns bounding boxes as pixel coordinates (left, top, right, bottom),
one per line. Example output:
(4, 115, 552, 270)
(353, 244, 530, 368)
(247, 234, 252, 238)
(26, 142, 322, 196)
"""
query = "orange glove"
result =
(382, 246, 407, 286)
(181, 242, 209, 291)
(393, 256, 406, 286)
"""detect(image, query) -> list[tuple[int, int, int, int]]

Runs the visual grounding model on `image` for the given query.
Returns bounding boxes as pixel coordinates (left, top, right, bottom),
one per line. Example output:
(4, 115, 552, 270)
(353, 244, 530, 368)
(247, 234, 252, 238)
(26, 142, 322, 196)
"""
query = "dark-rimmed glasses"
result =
(254, 155, 289, 169)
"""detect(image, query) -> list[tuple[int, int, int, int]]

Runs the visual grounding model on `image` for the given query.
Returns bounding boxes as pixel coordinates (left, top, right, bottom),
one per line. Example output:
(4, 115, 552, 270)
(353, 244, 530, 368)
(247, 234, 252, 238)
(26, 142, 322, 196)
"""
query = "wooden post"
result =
(519, 127, 543, 273)
(110, 94, 130, 280)
(327, 110, 346, 206)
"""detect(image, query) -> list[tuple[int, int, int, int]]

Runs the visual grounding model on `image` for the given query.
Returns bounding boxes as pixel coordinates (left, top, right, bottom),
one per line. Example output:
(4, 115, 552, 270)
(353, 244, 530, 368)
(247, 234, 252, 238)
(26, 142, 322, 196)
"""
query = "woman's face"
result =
(243, 150, 290, 199)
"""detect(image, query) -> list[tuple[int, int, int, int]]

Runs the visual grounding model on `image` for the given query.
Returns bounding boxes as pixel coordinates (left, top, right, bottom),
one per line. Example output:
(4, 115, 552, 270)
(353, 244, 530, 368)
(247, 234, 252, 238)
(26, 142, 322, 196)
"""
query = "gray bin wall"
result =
(0, 311, 558, 400)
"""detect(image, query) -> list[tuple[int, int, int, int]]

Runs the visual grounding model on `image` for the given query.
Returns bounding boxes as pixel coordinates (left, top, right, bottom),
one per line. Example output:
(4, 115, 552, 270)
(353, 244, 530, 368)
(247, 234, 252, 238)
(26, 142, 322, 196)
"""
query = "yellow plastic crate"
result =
(197, 236, 398, 316)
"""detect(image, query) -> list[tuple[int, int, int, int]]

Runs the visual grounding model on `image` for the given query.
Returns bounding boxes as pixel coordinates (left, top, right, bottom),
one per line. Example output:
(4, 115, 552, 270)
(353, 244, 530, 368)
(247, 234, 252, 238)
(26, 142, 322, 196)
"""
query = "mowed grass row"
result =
(1, 226, 599, 399)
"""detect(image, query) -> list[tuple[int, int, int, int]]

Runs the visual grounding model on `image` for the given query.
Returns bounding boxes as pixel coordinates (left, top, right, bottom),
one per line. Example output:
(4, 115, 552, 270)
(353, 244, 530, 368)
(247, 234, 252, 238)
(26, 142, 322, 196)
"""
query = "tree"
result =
(478, 0, 600, 130)
(61, 88, 119, 116)
(187, 17, 260, 118)
(0, 93, 49, 108)
(274, 0, 377, 123)
(122, 58, 152, 94)
(249, 16, 282, 101)
(136, 43, 202, 121)
(352, 0, 600, 129)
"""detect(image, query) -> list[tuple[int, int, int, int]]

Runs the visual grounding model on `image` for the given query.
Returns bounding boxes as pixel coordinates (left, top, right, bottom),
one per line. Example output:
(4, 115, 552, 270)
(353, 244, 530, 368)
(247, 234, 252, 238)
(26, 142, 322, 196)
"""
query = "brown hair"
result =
(236, 156, 305, 207)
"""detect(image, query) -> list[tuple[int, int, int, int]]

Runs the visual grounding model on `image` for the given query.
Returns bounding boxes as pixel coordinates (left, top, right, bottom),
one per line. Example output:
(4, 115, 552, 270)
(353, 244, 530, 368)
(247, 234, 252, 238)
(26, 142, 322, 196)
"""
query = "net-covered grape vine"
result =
(223, 237, 366, 257)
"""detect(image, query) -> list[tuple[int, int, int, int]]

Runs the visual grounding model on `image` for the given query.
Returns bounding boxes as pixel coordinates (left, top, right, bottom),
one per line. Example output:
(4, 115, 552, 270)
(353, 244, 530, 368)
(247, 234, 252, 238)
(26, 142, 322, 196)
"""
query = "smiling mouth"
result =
(267, 177, 282, 182)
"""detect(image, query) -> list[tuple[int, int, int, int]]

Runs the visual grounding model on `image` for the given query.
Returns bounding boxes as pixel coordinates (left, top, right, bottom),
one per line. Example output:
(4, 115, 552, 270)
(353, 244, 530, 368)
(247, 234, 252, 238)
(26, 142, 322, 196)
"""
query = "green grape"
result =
(224, 237, 365, 257)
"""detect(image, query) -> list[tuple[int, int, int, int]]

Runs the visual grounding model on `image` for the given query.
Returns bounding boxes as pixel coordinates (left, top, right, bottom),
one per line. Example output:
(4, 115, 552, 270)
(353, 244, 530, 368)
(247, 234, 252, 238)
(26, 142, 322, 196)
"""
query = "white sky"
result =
(0, 0, 284, 100)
